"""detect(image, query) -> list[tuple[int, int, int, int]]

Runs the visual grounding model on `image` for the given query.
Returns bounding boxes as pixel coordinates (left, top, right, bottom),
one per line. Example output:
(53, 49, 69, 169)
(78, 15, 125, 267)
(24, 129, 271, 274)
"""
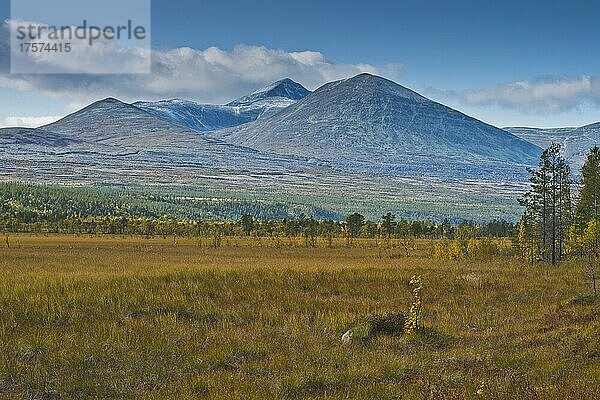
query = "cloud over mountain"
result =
(0, 115, 59, 127)
(0, 21, 390, 109)
(431, 75, 600, 114)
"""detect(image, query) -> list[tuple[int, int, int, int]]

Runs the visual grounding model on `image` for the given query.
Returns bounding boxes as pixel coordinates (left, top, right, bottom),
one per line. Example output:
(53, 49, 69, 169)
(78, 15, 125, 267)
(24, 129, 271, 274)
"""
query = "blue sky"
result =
(1, 0, 599, 128)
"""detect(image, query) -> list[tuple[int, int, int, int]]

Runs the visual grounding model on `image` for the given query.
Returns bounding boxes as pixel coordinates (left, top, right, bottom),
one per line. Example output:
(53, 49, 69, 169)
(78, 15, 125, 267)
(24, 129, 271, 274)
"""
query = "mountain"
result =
(213, 73, 542, 179)
(0, 96, 326, 204)
(563, 122, 600, 169)
(504, 126, 576, 149)
(135, 79, 310, 132)
(42, 98, 191, 142)
(227, 78, 310, 106)
(133, 100, 254, 132)
(506, 124, 600, 171)
(35, 96, 313, 165)
(0, 75, 549, 221)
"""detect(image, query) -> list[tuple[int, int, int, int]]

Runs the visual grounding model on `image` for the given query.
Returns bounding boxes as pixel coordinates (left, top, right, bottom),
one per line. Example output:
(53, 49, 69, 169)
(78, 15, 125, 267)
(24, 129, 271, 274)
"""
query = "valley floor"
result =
(0, 236, 598, 399)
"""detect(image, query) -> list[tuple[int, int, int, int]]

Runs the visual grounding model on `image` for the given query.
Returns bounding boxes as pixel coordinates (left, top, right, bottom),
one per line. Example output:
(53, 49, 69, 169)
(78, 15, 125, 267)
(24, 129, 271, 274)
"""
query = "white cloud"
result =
(430, 76, 600, 114)
(6, 19, 151, 74)
(1, 115, 60, 127)
(0, 21, 396, 106)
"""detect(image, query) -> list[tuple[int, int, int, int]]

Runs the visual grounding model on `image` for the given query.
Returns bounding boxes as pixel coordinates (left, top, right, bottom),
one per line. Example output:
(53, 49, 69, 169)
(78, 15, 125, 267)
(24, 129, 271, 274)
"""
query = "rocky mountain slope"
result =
(213, 73, 542, 179)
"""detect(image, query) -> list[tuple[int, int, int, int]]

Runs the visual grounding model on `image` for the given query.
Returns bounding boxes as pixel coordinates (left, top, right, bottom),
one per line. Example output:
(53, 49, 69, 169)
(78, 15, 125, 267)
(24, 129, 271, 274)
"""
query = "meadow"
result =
(0, 235, 598, 399)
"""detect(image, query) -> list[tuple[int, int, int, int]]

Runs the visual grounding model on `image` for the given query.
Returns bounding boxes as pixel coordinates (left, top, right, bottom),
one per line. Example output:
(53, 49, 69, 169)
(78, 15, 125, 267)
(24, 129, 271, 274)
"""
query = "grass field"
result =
(0, 235, 598, 399)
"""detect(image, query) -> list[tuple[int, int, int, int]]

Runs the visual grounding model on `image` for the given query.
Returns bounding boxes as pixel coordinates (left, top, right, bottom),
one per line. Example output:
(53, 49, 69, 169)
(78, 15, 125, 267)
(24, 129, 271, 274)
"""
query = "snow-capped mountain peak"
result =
(134, 79, 311, 133)
(227, 78, 310, 107)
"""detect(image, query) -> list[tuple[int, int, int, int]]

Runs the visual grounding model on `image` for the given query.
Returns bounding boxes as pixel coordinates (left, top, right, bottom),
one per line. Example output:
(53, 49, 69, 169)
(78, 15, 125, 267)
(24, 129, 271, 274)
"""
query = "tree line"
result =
(0, 182, 342, 223)
(0, 205, 514, 241)
(0, 182, 518, 240)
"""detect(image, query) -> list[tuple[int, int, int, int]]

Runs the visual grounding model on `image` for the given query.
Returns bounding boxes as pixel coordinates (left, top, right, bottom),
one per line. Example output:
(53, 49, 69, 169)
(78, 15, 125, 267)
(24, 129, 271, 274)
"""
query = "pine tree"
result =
(567, 147, 600, 294)
(381, 212, 396, 239)
(556, 154, 573, 260)
(346, 213, 365, 239)
(239, 214, 255, 236)
(520, 143, 573, 265)
(574, 147, 600, 232)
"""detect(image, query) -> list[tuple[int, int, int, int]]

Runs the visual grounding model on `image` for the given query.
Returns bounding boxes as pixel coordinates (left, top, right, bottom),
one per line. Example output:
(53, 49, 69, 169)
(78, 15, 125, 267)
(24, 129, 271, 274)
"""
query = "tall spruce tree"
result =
(574, 147, 600, 231)
(520, 143, 573, 265)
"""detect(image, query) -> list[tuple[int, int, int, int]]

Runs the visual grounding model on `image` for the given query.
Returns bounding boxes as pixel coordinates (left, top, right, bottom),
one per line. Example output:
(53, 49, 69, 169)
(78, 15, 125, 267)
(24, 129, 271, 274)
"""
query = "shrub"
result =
(405, 275, 423, 333)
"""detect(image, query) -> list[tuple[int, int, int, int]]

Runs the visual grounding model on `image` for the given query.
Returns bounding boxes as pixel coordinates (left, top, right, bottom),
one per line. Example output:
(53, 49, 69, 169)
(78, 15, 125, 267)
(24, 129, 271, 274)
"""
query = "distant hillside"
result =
(506, 124, 600, 172)
(564, 122, 600, 170)
(504, 126, 576, 149)
(0, 182, 343, 222)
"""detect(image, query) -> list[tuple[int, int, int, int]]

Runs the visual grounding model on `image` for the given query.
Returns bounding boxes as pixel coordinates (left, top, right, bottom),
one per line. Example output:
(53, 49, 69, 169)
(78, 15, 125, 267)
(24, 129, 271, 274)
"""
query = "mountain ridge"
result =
(563, 122, 600, 170)
(135, 79, 311, 133)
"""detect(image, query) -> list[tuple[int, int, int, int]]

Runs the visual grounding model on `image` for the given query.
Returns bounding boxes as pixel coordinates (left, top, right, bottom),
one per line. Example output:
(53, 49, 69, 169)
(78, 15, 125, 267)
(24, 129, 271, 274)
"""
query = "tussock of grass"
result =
(342, 312, 406, 345)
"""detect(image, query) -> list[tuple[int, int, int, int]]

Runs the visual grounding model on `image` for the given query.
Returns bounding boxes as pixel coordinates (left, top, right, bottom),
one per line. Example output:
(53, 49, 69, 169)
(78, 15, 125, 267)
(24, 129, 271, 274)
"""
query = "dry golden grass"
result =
(0, 235, 598, 399)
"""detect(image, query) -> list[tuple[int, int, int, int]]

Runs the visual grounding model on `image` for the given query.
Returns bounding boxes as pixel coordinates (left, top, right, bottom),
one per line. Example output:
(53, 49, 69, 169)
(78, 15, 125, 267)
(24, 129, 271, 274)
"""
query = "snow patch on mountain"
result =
(227, 78, 311, 106)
